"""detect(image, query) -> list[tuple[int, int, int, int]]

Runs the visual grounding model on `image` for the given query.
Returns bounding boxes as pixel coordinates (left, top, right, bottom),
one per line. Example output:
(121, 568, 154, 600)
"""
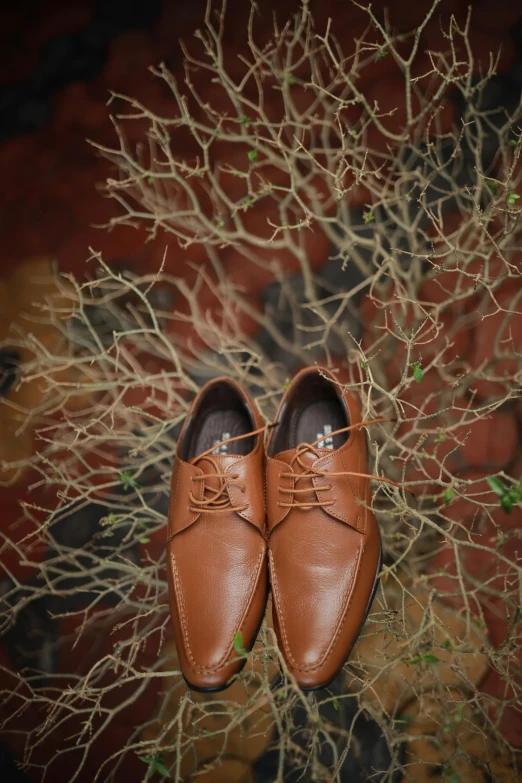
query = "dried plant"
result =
(1, 1, 521, 781)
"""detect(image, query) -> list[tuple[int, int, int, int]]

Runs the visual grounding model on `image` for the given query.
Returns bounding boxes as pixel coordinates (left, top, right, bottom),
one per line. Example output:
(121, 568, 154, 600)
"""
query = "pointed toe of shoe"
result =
(167, 535, 268, 692)
(181, 657, 241, 693)
(270, 532, 381, 691)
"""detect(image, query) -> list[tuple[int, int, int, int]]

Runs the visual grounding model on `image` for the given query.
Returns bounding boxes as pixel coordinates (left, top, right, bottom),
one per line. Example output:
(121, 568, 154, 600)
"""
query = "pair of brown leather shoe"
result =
(166, 367, 384, 692)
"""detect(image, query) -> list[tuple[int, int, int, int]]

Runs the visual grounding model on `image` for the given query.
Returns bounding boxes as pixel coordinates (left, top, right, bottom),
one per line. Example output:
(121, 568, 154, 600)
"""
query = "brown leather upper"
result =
(167, 377, 268, 690)
(266, 367, 381, 689)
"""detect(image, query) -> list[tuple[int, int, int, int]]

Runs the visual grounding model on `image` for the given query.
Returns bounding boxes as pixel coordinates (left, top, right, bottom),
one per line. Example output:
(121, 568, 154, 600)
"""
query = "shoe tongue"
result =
(274, 446, 331, 472)
(192, 453, 242, 492)
(273, 445, 331, 509)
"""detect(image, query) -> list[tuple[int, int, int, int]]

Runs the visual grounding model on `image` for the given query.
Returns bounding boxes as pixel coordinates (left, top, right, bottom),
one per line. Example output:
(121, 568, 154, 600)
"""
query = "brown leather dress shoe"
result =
(167, 377, 268, 692)
(266, 367, 387, 690)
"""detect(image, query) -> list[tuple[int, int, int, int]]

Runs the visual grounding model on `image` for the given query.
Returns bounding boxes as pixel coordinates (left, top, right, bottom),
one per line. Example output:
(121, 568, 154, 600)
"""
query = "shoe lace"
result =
(277, 418, 413, 511)
(189, 424, 269, 515)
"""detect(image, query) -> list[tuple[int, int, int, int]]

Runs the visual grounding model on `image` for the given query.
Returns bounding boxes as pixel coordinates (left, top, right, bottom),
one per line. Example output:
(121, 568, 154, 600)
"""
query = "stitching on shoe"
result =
(340, 450, 360, 530)
(166, 461, 184, 542)
(316, 449, 361, 532)
(171, 546, 265, 673)
(170, 462, 201, 537)
(358, 452, 367, 535)
(167, 462, 183, 541)
(233, 453, 263, 527)
(269, 541, 363, 672)
(268, 457, 291, 530)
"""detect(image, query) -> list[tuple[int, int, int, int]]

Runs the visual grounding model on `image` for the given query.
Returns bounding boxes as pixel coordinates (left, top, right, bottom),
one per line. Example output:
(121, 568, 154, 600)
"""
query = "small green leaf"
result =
(443, 638, 452, 649)
(216, 218, 225, 228)
(238, 114, 251, 127)
(247, 149, 258, 162)
(443, 489, 455, 506)
(363, 210, 375, 223)
(486, 476, 505, 496)
(486, 475, 522, 514)
(287, 75, 296, 85)
(407, 653, 439, 665)
(350, 129, 358, 138)
(233, 631, 247, 657)
(413, 362, 424, 383)
(377, 49, 388, 60)
(332, 698, 340, 711)
(138, 754, 170, 780)
(283, 381, 290, 389)
(485, 180, 498, 194)
(147, 176, 155, 184)
(138, 536, 151, 544)
(509, 138, 519, 146)
(154, 760, 170, 778)
(501, 495, 514, 513)
(119, 471, 140, 492)
(360, 360, 366, 369)
(507, 193, 520, 205)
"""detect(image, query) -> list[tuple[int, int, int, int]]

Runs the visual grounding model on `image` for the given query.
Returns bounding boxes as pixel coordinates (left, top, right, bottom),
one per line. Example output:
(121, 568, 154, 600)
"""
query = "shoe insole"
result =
(188, 408, 253, 460)
(290, 399, 347, 451)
